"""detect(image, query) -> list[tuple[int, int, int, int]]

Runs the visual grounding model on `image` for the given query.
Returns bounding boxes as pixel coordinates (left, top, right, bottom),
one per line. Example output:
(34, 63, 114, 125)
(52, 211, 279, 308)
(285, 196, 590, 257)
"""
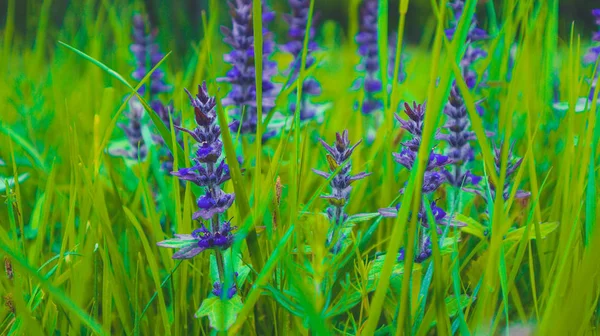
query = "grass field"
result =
(1, 0, 600, 335)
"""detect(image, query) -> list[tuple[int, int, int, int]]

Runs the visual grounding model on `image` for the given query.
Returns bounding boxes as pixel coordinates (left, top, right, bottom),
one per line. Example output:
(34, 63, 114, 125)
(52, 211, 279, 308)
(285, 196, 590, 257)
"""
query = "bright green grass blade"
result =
(0, 244, 107, 336)
(57, 41, 185, 162)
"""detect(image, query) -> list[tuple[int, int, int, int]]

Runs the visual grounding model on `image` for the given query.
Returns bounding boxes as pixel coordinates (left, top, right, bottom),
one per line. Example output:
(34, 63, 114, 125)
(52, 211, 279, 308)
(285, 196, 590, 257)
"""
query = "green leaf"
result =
(156, 237, 197, 249)
(429, 295, 473, 328)
(504, 222, 559, 241)
(345, 212, 380, 225)
(457, 214, 487, 239)
(0, 127, 47, 172)
(195, 295, 243, 331)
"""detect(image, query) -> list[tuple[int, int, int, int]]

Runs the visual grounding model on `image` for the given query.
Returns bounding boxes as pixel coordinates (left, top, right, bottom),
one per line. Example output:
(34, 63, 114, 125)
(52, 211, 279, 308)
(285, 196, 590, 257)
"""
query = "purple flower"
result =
(397, 236, 432, 264)
(585, 9, 600, 101)
(283, 0, 324, 122)
(158, 82, 236, 260)
(464, 143, 531, 203)
(436, 86, 481, 187)
(212, 276, 238, 299)
(131, 14, 171, 100)
(129, 14, 181, 171)
(115, 98, 147, 160)
(219, 0, 278, 138)
(379, 102, 459, 263)
(445, 0, 488, 90)
(355, 0, 382, 115)
(388, 34, 407, 85)
(313, 130, 370, 249)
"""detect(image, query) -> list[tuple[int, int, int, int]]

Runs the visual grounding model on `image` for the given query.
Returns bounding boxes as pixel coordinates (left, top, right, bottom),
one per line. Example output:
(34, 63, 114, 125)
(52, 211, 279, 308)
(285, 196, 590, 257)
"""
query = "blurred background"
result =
(0, 0, 597, 56)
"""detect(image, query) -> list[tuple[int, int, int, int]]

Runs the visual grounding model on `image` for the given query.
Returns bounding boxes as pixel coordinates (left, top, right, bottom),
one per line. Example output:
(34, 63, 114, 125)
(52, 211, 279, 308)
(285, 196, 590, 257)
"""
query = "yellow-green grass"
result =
(0, 0, 599, 335)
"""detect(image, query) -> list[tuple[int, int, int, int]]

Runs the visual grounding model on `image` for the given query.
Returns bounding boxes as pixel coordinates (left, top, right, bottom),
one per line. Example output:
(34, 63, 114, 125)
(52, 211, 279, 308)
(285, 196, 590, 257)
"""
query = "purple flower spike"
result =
(131, 14, 171, 99)
(445, 0, 488, 90)
(158, 82, 236, 260)
(129, 14, 181, 171)
(436, 86, 481, 187)
(464, 143, 531, 204)
(283, 0, 324, 123)
(219, 0, 278, 138)
(115, 99, 147, 160)
(380, 102, 455, 264)
(585, 9, 600, 101)
(355, 0, 382, 115)
(313, 130, 370, 250)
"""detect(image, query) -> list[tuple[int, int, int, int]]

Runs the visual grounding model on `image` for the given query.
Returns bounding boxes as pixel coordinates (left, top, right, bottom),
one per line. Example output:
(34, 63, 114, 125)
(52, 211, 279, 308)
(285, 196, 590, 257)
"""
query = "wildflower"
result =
(584, 9, 600, 65)
(388, 34, 407, 85)
(220, 0, 278, 138)
(437, 86, 482, 187)
(439, 1, 487, 187)
(355, 0, 382, 115)
(445, 0, 488, 90)
(312, 130, 370, 250)
(584, 9, 600, 101)
(464, 143, 531, 203)
(157, 82, 236, 260)
(212, 272, 239, 298)
(378, 102, 461, 263)
(283, 0, 324, 123)
(131, 14, 171, 101)
(115, 98, 147, 160)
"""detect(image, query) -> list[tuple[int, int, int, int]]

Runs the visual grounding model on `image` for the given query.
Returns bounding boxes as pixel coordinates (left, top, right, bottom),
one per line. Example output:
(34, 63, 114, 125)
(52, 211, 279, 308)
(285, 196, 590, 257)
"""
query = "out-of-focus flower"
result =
(445, 0, 488, 90)
(219, 0, 278, 138)
(584, 9, 600, 101)
(283, 0, 324, 123)
(464, 143, 531, 203)
(131, 14, 171, 101)
(115, 98, 147, 160)
(355, 0, 382, 115)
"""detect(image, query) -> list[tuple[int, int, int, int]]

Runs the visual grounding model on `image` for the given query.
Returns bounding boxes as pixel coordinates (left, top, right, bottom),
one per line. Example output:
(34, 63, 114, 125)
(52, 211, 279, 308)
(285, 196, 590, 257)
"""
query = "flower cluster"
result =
(283, 0, 324, 122)
(220, 0, 278, 138)
(355, 0, 382, 115)
(131, 14, 171, 106)
(445, 0, 488, 90)
(439, 1, 487, 188)
(313, 130, 370, 250)
(388, 34, 407, 86)
(465, 143, 530, 203)
(212, 272, 239, 299)
(157, 82, 236, 260)
(379, 102, 461, 263)
(116, 99, 147, 160)
(437, 86, 482, 187)
(584, 9, 600, 101)
(117, 14, 179, 170)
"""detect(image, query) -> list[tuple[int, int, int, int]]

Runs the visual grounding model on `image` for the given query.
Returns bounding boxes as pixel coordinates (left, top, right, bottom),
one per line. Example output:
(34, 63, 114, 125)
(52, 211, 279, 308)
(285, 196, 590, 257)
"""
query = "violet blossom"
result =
(219, 0, 278, 139)
(584, 9, 600, 101)
(157, 82, 236, 260)
(283, 0, 324, 122)
(379, 102, 462, 263)
(355, 0, 382, 115)
(312, 130, 370, 251)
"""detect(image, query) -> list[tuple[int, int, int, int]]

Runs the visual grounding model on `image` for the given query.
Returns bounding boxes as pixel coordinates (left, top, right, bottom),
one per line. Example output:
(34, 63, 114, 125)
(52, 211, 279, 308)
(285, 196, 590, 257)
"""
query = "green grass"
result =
(1, 0, 599, 335)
